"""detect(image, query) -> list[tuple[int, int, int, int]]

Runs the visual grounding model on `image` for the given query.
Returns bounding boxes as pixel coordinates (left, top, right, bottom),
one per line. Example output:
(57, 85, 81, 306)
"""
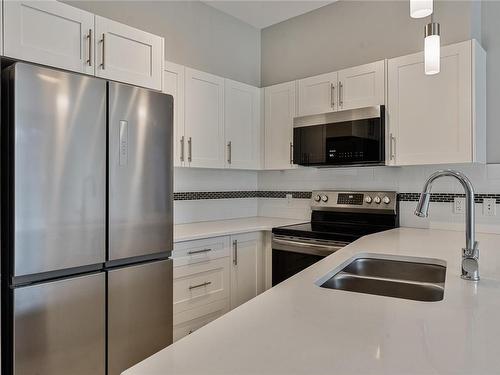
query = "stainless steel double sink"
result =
(319, 256, 446, 302)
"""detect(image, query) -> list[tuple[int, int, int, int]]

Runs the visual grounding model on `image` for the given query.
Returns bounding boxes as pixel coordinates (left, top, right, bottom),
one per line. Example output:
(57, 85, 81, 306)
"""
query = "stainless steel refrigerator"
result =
(1, 63, 173, 375)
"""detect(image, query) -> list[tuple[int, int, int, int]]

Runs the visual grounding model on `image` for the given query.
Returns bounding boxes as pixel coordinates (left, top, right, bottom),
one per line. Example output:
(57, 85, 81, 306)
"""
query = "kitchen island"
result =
(124, 227, 500, 374)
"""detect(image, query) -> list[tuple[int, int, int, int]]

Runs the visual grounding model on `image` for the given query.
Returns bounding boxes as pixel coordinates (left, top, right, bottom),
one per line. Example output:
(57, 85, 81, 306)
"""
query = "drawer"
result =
(173, 257, 230, 314)
(173, 298, 229, 342)
(173, 236, 230, 267)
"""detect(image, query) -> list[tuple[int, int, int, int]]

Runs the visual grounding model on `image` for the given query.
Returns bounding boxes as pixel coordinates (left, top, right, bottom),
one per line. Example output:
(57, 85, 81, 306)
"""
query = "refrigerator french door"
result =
(1, 63, 173, 375)
(107, 81, 173, 375)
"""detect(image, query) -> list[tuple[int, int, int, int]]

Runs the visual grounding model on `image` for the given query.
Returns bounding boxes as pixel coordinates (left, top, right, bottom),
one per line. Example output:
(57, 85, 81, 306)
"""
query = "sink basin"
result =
(320, 257, 446, 302)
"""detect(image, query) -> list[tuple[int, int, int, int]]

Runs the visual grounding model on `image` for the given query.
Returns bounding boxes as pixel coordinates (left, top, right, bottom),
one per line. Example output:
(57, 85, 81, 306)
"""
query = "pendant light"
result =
(410, 0, 433, 18)
(424, 20, 440, 75)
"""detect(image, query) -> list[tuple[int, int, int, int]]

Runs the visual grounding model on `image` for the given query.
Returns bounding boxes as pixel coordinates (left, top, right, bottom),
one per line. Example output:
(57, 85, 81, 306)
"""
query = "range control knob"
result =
(314, 195, 321, 202)
(321, 195, 329, 202)
(374, 196, 381, 204)
(382, 196, 391, 204)
(364, 196, 373, 204)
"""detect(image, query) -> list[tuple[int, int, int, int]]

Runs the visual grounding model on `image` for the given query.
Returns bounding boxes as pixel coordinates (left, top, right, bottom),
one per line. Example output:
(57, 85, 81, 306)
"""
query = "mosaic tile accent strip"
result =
(174, 191, 500, 202)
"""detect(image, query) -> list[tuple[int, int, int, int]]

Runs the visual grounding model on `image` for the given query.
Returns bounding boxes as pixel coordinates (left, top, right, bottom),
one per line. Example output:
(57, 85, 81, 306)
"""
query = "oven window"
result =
(272, 249, 324, 286)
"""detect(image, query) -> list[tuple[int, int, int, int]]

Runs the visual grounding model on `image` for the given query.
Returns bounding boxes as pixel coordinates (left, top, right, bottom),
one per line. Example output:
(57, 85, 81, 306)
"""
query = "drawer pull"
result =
(189, 281, 212, 290)
(187, 248, 212, 255)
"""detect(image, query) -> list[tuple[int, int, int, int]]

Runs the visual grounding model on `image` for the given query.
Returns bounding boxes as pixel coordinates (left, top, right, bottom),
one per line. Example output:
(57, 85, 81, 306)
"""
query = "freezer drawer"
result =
(108, 82, 173, 261)
(108, 259, 173, 375)
(7, 63, 106, 276)
(13, 273, 106, 375)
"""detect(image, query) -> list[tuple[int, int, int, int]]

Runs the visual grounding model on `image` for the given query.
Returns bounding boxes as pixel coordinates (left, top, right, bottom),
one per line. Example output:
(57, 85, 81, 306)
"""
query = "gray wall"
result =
(481, 0, 500, 164)
(261, 0, 478, 85)
(68, 0, 261, 86)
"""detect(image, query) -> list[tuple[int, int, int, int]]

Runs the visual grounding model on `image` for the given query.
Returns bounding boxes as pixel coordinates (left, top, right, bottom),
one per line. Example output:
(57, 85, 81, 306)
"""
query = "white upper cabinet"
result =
(95, 16, 163, 90)
(230, 232, 264, 310)
(4, 1, 94, 75)
(387, 40, 486, 166)
(264, 81, 296, 170)
(338, 60, 385, 110)
(163, 61, 186, 167)
(185, 68, 225, 168)
(0, 1, 3, 56)
(224, 79, 261, 169)
(296, 72, 338, 116)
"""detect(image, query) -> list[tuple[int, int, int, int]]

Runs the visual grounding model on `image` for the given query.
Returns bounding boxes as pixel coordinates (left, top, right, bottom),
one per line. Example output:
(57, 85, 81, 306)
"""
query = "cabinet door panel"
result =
(338, 60, 384, 110)
(230, 232, 263, 309)
(297, 72, 337, 116)
(4, 1, 94, 75)
(164, 61, 186, 167)
(264, 81, 296, 170)
(95, 16, 163, 90)
(225, 79, 260, 169)
(185, 68, 225, 168)
(388, 41, 473, 165)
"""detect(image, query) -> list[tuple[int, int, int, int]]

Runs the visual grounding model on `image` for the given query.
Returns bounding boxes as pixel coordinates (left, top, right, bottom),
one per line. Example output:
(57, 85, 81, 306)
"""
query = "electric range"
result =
(271, 191, 399, 286)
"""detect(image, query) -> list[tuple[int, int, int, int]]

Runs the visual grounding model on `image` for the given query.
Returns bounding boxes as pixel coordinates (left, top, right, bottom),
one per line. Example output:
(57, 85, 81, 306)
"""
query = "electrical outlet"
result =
(483, 198, 497, 216)
(454, 197, 465, 214)
(286, 193, 293, 205)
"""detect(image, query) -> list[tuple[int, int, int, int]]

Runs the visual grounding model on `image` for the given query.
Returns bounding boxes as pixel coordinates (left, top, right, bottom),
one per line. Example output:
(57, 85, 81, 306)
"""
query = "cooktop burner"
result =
(272, 190, 399, 242)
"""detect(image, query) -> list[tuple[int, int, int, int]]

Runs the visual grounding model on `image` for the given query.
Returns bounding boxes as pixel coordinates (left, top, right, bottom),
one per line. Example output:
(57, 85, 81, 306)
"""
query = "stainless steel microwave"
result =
(293, 105, 385, 167)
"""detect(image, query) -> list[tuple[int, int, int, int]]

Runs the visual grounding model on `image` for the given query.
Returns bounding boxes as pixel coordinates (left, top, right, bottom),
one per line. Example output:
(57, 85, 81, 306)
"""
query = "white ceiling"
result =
(203, 1, 335, 29)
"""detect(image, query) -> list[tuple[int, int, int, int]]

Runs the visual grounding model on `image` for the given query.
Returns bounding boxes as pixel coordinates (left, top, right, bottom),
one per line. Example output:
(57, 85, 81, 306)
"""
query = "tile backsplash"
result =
(174, 164, 500, 233)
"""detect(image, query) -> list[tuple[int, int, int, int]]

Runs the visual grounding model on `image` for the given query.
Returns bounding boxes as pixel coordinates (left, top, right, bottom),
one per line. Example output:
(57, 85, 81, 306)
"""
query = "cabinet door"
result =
(230, 232, 263, 309)
(387, 41, 479, 166)
(95, 16, 163, 90)
(185, 68, 225, 168)
(4, 1, 94, 75)
(225, 79, 261, 169)
(164, 61, 186, 167)
(297, 71, 338, 116)
(264, 81, 296, 170)
(338, 60, 385, 110)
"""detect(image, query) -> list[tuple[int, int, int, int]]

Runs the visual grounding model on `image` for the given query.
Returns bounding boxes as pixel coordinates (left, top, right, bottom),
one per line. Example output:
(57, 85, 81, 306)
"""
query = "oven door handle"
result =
(272, 237, 347, 257)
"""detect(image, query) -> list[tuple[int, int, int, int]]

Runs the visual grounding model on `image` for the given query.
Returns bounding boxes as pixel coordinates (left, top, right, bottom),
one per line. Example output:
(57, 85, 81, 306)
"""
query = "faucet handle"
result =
(463, 241, 479, 258)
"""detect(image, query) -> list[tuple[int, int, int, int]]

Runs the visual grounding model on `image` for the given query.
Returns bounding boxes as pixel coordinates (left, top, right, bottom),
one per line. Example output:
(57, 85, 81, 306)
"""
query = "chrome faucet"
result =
(414, 170, 479, 281)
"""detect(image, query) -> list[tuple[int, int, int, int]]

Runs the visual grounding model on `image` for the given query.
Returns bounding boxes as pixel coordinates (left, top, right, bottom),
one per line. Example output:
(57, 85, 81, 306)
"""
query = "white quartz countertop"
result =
(174, 216, 306, 242)
(125, 227, 500, 375)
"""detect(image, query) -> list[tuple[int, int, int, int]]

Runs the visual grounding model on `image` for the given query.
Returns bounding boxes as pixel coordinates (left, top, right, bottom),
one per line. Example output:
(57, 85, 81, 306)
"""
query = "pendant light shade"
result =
(424, 22, 440, 75)
(410, 0, 433, 18)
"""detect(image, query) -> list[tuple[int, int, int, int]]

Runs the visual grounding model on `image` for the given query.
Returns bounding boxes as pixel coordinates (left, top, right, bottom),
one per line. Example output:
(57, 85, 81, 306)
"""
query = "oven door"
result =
(272, 235, 347, 286)
(293, 105, 385, 166)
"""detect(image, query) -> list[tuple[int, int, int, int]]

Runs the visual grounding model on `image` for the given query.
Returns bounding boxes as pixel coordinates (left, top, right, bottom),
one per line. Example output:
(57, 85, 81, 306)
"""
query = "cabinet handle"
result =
(389, 133, 396, 160)
(289, 142, 294, 165)
(330, 83, 335, 108)
(233, 240, 238, 266)
(180, 136, 185, 162)
(86, 29, 92, 67)
(187, 248, 211, 255)
(100, 33, 105, 69)
(189, 281, 211, 290)
(227, 141, 232, 164)
(187, 137, 192, 162)
(339, 81, 343, 108)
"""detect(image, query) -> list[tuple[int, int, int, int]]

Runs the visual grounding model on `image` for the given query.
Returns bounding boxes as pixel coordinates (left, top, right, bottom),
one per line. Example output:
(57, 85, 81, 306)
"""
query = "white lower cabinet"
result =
(172, 232, 264, 341)
(387, 40, 486, 166)
(4, 0, 94, 75)
(230, 232, 264, 309)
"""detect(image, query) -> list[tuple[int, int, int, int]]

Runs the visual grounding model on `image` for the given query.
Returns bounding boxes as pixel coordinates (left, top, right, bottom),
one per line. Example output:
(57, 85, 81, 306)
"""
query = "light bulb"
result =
(424, 23, 440, 75)
(410, 0, 433, 18)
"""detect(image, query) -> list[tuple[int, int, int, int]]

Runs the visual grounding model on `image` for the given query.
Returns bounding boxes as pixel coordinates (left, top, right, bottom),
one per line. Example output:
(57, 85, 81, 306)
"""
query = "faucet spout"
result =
(414, 169, 479, 281)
